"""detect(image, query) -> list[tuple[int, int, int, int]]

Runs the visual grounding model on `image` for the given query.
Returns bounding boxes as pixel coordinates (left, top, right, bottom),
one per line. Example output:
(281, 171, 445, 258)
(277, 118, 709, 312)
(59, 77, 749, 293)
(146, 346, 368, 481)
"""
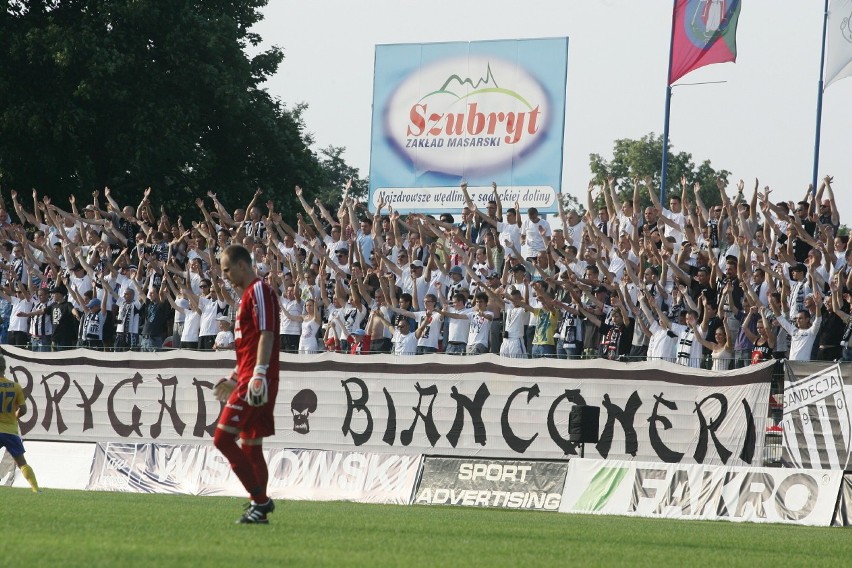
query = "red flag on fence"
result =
(669, 0, 741, 85)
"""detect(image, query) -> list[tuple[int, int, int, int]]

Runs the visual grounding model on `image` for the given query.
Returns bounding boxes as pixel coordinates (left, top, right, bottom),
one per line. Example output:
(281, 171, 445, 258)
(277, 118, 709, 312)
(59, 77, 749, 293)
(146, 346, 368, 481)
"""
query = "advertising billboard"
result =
(369, 38, 568, 214)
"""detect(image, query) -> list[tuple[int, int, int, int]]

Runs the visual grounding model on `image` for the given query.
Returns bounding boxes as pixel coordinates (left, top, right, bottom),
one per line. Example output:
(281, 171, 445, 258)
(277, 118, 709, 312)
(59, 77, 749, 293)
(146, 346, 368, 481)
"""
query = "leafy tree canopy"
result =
(0, 0, 361, 222)
(316, 146, 368, 210)
(588, 133, 731, 211)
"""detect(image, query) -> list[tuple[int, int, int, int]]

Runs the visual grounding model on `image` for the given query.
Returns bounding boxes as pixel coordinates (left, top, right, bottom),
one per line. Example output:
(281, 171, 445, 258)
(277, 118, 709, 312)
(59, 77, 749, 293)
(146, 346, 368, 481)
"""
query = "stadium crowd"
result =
(0, 175, 849, 368)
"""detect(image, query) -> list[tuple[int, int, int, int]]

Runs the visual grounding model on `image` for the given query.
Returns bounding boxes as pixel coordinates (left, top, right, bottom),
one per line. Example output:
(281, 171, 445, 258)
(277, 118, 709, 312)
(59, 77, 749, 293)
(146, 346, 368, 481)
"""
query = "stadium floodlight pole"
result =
(811, 0, 830, 195)
(660, 0, 678, 204)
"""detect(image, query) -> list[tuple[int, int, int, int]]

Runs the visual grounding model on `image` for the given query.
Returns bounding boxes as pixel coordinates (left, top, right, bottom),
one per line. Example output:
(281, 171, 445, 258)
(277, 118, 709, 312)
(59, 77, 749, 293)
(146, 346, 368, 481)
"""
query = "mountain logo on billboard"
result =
(418, 63, 532, 110)
(385, 55, 550, 176)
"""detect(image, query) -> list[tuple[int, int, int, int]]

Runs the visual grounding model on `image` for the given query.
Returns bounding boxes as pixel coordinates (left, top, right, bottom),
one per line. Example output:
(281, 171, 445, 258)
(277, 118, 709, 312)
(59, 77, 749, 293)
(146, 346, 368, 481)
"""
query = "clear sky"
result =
(254, 1, 852, 214)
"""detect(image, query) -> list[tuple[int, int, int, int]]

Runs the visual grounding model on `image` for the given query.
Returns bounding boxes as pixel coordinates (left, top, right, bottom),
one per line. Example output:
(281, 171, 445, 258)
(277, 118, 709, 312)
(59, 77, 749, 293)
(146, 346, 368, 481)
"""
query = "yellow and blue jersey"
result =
(532, 307, 559, 346)
(0, 376, 24, 436)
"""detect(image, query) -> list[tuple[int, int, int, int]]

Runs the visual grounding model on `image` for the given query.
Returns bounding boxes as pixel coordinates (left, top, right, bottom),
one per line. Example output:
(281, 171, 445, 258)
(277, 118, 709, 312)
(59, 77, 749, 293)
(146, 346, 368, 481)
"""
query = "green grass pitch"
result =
(4, 488, 850, 567)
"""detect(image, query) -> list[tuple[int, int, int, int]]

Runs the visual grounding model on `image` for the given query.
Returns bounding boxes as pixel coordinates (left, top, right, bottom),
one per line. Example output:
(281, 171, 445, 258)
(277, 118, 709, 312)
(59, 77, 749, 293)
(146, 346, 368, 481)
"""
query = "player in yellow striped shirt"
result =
(0, 355, 39, 492)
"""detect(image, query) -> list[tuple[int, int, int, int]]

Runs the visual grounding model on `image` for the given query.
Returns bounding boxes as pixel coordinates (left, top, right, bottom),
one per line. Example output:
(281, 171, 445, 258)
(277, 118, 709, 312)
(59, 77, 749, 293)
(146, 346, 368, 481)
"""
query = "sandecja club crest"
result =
(782, 363, 852, 470)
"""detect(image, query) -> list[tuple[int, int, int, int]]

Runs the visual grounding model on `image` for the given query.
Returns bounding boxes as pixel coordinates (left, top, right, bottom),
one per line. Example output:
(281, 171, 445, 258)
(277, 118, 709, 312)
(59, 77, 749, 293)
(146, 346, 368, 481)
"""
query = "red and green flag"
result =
(669, 0, 741, 85)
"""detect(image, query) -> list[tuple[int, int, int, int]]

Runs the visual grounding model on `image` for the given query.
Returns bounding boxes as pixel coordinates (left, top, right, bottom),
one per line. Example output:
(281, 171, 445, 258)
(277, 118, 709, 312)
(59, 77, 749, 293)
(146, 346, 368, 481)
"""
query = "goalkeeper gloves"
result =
(247, 365, 269, 407)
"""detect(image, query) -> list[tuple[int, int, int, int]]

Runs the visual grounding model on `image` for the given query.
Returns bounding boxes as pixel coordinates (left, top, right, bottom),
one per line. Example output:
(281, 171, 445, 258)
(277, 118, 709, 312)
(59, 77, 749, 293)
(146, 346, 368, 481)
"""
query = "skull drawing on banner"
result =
(291, 389, 317, 434)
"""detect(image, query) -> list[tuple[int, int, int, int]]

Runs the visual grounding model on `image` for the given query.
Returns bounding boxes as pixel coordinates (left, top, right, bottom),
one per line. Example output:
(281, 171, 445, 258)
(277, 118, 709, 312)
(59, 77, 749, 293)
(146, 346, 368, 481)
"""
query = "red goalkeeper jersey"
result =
(234, 278, 280, 382)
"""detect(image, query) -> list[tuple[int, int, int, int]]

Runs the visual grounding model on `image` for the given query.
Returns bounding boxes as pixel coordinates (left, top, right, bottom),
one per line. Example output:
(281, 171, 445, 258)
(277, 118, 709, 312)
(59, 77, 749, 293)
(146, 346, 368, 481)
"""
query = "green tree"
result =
(588, 133, 731, 211)
(559, 192, 585, 215)
(315, 145, 368, 211)
(0, 0, 354, 222)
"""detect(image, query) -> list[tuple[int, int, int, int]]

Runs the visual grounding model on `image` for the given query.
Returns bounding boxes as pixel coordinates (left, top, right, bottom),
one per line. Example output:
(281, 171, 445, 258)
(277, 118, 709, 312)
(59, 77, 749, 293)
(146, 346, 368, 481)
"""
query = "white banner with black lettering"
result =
(4, 347, 772, 465)
(87, 442, 420, 504)
(559, 458, 842, 526)
(782, 362, 852, 470)
(414, 457, 568, 511)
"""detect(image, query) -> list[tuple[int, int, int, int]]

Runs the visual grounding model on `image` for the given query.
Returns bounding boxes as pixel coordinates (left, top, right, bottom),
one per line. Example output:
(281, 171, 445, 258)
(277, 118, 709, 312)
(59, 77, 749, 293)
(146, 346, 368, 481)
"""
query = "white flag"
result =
(825, 0, 852, 89)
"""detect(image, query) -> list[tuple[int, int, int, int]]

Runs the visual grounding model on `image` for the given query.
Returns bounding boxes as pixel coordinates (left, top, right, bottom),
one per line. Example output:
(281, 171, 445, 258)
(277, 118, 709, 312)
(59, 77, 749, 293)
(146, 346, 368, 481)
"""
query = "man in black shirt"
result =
(50, 284, 78, 351)
(715, 258, 744, 317)
(791, 201, 816, 263)
(140, 287, 172, 352)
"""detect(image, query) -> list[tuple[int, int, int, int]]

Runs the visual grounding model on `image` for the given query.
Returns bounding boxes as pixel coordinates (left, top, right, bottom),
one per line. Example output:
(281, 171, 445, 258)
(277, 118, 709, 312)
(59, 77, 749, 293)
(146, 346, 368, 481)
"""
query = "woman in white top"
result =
(281, 297, 322, 354)
(692, 314, 734, 371)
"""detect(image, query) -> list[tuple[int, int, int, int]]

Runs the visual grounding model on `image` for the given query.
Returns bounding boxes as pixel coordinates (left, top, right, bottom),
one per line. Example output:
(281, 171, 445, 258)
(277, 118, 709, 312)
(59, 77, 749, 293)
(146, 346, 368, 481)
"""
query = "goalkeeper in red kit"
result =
(213, 244, 281, 524)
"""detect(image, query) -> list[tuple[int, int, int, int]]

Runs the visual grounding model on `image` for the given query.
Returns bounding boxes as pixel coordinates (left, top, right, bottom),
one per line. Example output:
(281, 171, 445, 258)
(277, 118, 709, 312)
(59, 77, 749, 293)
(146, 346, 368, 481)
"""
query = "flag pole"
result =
(812, 0, 830, 194)
(660, 0, 678, 204)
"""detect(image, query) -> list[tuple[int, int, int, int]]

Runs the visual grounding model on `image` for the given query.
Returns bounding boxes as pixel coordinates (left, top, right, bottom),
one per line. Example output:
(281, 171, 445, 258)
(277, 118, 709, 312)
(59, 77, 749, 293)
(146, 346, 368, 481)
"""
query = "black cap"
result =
(50, 284, 68, 296)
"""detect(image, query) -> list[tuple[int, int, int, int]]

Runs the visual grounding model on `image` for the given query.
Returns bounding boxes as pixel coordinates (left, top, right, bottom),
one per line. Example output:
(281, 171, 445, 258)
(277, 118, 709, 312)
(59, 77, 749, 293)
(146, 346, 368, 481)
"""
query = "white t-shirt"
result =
(186, 271, 202, 296)
(69, 273, 93, 310)
(280, 297, 303, 335)
(503, 306, 526, 339)
(521, 217, 552, 258)
(199, 297, 225, 337)
(415, 310, 443, 349)
(647, 321, 678, 362)
(173, 297, 189, 324)
(607, 249, 638, 283)
(106, 273, 136, 299)
(328, 302, 366, 340)
(181, 304, 201, 342)
(446, 307, 472, 343)
(393, 329, 418, 355)
(399, 270, 429, 311)
(617, 212, 636, 237)
(661, 208, 686, 244)
(276, 242, 298, 265)
(326, 305, 348, 340)
(779, 316, 820, 361)
(497, 221, 522, 259)
(467, 311, 493, 348)
(564, 220, 586, 246)
(9, 297, 33, 333)
(214, 330, 235, 349)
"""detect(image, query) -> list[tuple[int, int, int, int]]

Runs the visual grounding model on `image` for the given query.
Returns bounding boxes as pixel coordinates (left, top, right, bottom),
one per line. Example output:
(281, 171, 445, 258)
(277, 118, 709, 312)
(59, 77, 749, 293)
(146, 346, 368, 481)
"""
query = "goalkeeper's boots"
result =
(237, 499, 276, 524)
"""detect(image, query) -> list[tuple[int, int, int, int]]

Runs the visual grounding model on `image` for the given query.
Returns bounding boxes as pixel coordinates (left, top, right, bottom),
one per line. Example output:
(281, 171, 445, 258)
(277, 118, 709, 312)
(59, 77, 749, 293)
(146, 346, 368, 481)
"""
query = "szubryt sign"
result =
(369, 38, 568, 214)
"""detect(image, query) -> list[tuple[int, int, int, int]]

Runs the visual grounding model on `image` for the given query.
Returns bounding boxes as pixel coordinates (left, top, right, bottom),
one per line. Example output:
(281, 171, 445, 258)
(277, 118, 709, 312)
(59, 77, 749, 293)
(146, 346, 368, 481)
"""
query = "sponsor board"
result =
(5, 348, 772, 465)
(369, 38, 568, 214)
(832, 473, 852, 527)
(11, 441, 96, 490)
(782, 362, 852, 470)
(0, 448, 14, 486)
(560, 458, 842, 526)
(88, 442, 420, 504)
(414, 457, 568, 511)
